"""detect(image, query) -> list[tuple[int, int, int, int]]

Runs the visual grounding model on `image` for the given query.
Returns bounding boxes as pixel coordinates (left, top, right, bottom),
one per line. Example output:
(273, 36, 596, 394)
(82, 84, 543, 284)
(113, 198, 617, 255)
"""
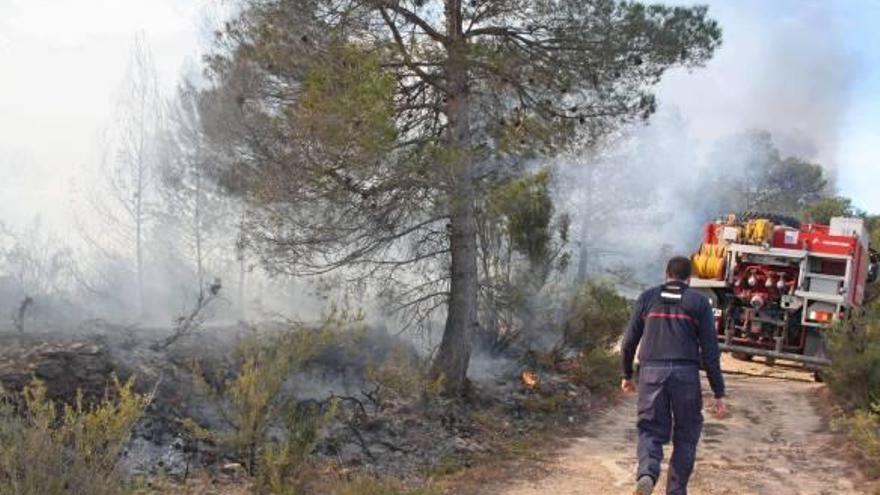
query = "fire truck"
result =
(689, 213, 879, 370)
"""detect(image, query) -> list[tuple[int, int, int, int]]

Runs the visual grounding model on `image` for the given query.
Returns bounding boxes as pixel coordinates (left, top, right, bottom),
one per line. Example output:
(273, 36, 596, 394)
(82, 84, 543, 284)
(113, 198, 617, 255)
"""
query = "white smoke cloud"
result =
(657, 0, 862, 174)
(561, 0, 874, 285)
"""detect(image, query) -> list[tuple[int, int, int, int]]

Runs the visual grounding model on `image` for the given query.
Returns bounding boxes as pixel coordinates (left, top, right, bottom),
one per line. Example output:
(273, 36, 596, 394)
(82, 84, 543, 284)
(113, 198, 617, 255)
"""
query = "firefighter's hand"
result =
(621, 379, 636, 393)
(711, 397, 728, 419)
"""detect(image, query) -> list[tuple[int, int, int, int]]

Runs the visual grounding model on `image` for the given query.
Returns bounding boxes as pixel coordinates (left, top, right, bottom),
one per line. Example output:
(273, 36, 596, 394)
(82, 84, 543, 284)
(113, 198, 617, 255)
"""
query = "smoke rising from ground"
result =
(0, 0, 875, 341)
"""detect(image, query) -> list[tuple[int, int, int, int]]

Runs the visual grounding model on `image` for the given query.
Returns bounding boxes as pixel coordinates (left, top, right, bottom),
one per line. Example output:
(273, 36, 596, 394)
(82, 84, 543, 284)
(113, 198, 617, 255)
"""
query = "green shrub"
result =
(558, 280, 629, 395)
(186, 330, 328, 491)
(562, 280, 630, 350)
(0, 377, 150, 495)
(521, 393, 567, 415)
(257, 401, 336, 495)
(569, 347, 620, 395)
(324, 475, 441, 495)
(837, 403, 880, 476)
(827, 301, 880, 410)
(828, 300, 880, 476)
(365, 347, 442, 405)
(184, 314, 352, 494)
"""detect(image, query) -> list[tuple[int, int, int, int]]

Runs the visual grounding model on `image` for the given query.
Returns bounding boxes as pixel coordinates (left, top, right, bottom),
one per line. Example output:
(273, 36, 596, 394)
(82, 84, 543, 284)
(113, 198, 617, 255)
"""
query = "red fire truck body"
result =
(690, 215, 877, 368)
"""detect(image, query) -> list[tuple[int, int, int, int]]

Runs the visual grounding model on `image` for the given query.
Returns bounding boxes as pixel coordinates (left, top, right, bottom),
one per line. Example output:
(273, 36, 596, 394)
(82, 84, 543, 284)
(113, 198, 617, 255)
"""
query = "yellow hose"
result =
(692, 243, 727, 279)
(744, 219, 773, 245)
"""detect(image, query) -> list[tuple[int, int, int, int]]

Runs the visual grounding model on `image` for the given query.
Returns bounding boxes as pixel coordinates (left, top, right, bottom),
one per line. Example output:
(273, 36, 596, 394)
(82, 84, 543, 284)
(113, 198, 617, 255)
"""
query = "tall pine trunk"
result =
(432, 0, 478, 396)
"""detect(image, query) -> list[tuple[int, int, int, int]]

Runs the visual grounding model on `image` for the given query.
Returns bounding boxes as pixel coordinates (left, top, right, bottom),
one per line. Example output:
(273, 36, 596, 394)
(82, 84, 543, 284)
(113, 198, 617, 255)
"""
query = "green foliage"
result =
(300, 44, 397, 164)
(325, 475, 441, 495)
(258, 401, 337, 495)
(0, 378, 150, 495)
(230, 334, 302, 475)
(185, 313, 356, 492)
(828, 299, 880, 476)
(763, 157, 827, 213)
(495, 114, 562, 157)
(202, 0, 722, 396)
(552, 280, 630, 395)
(365, 347, 441, 405)
(205, 331, 332, 492)
(569, 347, 621, 395)
(835, 403, 880, 476)
(871, 223, 880, 252)
(827, 301, 880, 410)
(562, 280, 631, 350)
(706, 131, 829, 216)
(521, 392, 567, 415)
(808, 196, 859, 225)
(489, 170, 556, 268)
(477, 169, 571, 352)
(864, 215, 880, 248)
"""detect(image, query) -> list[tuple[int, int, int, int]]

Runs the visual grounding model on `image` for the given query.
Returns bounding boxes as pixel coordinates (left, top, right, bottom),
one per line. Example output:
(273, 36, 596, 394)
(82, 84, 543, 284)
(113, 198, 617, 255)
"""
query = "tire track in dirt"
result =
(493, 358, 867, 495)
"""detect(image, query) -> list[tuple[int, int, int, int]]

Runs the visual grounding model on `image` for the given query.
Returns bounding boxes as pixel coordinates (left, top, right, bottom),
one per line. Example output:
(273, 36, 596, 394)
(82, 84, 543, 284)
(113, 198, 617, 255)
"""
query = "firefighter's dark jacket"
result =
(621, 280, 726, 398)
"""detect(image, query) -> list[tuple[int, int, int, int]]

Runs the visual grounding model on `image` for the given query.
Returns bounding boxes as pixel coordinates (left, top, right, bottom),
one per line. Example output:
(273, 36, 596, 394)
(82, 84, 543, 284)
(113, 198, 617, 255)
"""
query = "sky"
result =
(0, 0, 215, 230)
(0, 0, 878, 233)
(657, 0, 880, 213)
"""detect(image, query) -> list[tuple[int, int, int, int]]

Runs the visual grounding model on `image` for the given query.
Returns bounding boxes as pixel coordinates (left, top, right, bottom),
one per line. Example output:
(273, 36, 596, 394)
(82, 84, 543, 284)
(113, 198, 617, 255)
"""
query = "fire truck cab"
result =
(690, 213, 878, 369)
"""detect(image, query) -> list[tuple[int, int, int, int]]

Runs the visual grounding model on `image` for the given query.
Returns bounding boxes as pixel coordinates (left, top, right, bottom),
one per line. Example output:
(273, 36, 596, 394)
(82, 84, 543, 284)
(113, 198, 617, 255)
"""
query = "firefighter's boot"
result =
(634, 475, 654, 495)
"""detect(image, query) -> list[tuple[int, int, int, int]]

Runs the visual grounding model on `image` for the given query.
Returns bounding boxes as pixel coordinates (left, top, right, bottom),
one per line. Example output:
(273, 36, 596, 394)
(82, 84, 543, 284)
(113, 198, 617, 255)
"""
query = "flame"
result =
(521, 370, 539, 389)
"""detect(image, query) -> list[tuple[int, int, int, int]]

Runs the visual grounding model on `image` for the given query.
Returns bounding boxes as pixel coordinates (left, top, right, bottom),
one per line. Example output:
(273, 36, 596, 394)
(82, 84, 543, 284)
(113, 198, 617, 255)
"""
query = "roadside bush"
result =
(827, 301, 880, 410)
(560, 280, 630, 394)
(827, 299, 880, 476)
(569, 347, 620, 396)
(562, 280, 631, 350)
(836, 403, 880, 477)
(0, 377, 150, 495)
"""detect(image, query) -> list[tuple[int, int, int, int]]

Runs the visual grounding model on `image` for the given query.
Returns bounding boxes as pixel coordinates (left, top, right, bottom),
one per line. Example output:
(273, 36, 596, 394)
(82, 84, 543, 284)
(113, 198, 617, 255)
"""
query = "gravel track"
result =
(494, 356, 869, 495)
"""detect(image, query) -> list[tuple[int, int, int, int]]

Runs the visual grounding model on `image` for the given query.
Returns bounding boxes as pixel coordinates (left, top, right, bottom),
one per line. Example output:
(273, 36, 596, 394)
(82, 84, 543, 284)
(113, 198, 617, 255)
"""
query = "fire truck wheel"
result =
(731, 352, 753, 362)
(813, 371, 824, 383)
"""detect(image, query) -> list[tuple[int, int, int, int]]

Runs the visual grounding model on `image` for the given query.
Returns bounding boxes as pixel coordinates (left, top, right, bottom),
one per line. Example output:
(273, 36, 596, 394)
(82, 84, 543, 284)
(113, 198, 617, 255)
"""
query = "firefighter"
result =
(621, 256, 727, 495)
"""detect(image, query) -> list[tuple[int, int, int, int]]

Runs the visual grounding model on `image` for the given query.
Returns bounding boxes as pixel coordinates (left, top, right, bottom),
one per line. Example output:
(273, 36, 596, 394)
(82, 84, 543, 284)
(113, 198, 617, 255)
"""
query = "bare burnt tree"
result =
(158, 81, 241, 301)
(159, 278, 223, 349)
(81, 34, 164, 318)
(0, 218, 76, 298)
(200, 0, 721, 395)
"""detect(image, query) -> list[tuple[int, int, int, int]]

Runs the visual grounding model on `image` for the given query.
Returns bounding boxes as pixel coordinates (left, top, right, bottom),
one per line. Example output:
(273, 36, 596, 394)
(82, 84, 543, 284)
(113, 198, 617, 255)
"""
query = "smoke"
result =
(557, 0, 866, 287)
(657, 0, 861, 173)
(0, 0, 873, 346)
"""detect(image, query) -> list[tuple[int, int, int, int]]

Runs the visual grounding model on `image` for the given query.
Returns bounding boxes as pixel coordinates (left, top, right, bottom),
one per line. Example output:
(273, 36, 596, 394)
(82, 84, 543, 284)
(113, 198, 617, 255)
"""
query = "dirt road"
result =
(495, 357, 868, 495)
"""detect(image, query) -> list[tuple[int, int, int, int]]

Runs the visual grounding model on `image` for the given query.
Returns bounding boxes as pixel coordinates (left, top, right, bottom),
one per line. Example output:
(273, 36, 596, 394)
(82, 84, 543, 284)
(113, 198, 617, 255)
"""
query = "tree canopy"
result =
(200, 0, 722, 394)
(704, 130, 828, 216)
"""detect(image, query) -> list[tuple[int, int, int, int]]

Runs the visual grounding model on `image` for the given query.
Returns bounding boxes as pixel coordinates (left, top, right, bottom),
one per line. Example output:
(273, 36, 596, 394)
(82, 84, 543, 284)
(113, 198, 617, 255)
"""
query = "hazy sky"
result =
(0, 0, 878, 233)
(658, 0, 880, 213)
(0, 0, 213, 230)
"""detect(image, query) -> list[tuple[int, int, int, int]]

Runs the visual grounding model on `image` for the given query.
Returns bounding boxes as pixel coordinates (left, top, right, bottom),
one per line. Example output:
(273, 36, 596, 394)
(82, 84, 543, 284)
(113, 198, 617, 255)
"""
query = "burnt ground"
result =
(489, 355, 878, 495)
(0, 322, 600, 490)
(2, 325, 873, 495)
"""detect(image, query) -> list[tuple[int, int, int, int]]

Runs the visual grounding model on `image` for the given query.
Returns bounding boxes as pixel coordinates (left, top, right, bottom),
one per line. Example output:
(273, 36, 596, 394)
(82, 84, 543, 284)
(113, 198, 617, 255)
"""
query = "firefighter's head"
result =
(666, 256, 692, 282)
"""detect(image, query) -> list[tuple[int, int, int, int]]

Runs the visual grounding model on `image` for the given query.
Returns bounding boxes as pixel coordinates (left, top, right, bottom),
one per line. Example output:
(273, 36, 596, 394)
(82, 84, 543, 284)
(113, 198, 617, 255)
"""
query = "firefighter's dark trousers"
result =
(636, 362, 703, 495)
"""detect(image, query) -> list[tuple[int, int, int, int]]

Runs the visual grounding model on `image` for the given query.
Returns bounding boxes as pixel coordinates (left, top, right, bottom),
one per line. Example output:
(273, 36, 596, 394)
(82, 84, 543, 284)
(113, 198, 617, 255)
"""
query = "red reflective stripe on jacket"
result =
(644, 312, 699, 324)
